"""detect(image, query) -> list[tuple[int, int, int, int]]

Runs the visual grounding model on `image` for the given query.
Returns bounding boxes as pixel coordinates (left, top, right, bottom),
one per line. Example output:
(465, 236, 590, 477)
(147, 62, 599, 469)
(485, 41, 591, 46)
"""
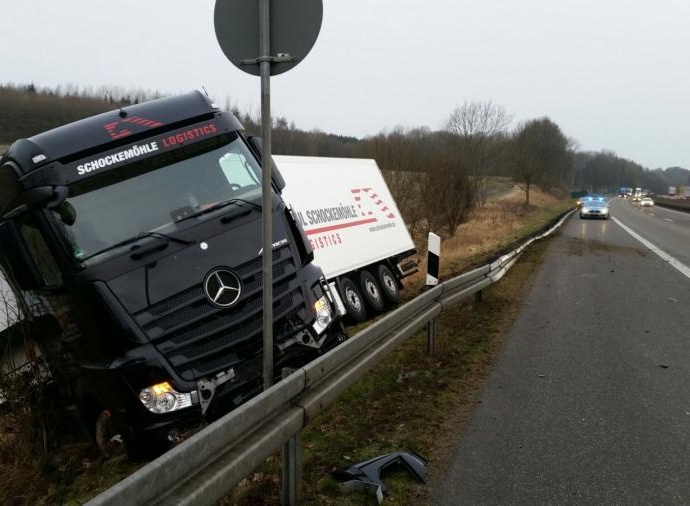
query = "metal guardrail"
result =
(87, 209, 575, 506)
(652, 196, 690, 211)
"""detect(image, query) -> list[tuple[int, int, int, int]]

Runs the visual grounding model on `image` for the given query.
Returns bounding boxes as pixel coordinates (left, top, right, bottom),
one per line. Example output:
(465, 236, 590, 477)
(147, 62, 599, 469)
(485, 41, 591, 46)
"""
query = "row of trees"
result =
(355, 103, 574, 236)
(574, 150, 690, 195)
(12, 82, 690, 237)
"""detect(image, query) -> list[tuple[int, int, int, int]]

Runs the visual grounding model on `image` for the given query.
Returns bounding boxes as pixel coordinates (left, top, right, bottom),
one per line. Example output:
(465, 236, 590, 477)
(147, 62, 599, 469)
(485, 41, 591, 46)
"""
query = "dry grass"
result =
(407, 184, 569, 287)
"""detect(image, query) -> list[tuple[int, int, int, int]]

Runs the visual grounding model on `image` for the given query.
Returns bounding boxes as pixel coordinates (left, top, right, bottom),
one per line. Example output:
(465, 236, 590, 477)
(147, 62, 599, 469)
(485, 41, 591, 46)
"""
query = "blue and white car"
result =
(579, 199, 610, 219)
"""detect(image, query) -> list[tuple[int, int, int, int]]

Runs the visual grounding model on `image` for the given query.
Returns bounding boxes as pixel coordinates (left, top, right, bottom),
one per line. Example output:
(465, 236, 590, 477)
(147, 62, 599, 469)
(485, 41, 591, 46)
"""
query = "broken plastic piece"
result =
(332, 451, 428, 502)
(340, 480, 384, 503)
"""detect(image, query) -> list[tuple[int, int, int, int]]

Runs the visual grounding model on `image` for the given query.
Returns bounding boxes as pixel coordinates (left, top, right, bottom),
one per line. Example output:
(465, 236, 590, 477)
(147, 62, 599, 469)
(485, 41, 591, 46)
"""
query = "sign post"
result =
(214, 0, 322, 391)
(214, 2, 322, 502)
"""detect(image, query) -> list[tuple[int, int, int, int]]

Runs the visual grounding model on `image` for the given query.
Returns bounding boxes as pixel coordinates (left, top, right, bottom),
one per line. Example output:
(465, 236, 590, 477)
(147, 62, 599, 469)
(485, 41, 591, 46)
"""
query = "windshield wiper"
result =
(174, 198, 261, 224)
(80, 231, 195, 262)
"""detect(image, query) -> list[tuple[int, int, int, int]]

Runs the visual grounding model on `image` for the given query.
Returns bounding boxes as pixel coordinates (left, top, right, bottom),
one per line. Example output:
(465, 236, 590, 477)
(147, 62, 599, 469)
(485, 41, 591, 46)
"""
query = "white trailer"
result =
(275, 155, 417, 322)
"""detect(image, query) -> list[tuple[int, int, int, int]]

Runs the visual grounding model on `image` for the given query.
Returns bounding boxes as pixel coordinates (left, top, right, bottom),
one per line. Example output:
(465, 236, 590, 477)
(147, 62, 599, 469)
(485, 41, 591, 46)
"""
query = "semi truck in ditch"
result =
(275, 155, 417, 323)
(0, 91, 346, 457)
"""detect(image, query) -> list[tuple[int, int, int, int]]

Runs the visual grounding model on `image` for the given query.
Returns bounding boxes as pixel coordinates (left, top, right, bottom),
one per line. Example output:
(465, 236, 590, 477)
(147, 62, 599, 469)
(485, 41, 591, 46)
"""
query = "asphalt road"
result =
(431, 198, 690, 505)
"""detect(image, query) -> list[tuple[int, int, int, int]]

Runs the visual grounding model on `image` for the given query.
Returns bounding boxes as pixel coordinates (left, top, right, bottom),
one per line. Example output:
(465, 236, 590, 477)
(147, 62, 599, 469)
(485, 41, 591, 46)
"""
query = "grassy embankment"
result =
(0, 183, 572, 505)
(224, 185, 573, 505)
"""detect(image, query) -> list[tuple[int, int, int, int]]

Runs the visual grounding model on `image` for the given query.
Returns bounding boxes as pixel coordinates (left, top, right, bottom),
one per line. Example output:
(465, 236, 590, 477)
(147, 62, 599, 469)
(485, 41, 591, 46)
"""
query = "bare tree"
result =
(381, 168, 424, 238)
(444, 101, 512, 205)
(420, 155, 475, 237)
(510, 117, 570, 206)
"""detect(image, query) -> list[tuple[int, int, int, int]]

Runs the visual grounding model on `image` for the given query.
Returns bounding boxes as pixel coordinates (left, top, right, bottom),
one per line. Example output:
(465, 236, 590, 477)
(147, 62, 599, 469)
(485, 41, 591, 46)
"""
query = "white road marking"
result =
(612, 217, 690, 280)
(664, 218, 674, 222)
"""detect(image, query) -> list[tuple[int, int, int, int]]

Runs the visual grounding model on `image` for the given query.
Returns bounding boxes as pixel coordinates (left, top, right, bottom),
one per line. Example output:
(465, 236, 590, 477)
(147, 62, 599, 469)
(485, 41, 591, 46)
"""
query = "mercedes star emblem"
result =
(203, 268, 242, 308)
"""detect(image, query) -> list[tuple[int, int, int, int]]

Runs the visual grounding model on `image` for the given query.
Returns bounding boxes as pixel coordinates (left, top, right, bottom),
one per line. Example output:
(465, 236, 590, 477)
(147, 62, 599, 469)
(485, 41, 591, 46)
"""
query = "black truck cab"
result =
(0, 91, 344, 456)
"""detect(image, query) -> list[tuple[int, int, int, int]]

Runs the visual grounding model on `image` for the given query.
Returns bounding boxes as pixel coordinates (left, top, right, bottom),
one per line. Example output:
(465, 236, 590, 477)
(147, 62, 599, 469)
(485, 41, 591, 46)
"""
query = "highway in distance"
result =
(432, 197, 690, 505)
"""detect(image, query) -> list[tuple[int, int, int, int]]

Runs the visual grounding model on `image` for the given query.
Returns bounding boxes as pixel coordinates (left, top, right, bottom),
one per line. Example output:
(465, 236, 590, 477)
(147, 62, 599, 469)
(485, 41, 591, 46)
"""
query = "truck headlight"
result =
(139, 381, 193, 414)
(312, 295, 333, 335)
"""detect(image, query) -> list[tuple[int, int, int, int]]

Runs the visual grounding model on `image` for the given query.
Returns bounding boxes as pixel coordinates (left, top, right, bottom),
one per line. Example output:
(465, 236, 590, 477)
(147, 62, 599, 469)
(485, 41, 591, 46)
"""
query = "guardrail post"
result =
(282, 433, 302, 505)
(475, 290, 483, 303)
(427, 318, 437, 355)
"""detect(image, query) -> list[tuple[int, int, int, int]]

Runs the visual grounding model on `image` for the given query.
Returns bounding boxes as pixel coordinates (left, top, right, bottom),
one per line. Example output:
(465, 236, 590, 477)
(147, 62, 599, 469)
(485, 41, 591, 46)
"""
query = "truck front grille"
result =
(133, 245, 305, 381)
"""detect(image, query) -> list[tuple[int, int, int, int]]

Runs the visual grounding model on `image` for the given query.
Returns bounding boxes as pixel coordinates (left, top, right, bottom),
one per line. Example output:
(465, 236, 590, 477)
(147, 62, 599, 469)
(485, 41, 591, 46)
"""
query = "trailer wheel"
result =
(376, 264, 401, 305)
(339, 277, 367, 323)
(359, 270, 385, 313)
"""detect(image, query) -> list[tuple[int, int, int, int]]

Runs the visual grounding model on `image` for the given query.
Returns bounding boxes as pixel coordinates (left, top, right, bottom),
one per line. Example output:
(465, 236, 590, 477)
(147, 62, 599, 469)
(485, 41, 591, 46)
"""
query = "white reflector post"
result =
(426, 232, 441, 286)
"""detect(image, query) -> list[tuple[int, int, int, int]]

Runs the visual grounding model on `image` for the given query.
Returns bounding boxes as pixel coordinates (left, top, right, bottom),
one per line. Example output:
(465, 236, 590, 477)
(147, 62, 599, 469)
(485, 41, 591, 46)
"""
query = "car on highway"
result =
(640, 197, 654, 207)
(577, 194, 606, 207)
(579, 199, 610, 219)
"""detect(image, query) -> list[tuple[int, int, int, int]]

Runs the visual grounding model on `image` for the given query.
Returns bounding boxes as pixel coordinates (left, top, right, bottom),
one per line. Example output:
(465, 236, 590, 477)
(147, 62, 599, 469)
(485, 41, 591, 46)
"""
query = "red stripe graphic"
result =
(306, 217, 378, 235)
(104, 116, 164, 139)
(351, 187, 397, 219)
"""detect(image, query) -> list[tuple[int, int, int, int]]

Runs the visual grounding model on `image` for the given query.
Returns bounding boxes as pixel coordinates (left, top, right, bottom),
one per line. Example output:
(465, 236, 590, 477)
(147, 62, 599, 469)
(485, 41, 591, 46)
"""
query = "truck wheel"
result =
(359, 270, 385, 313)
(95, 410, 116, 456)
(376, 264, 401, 305)
(339, 277, 367, 323)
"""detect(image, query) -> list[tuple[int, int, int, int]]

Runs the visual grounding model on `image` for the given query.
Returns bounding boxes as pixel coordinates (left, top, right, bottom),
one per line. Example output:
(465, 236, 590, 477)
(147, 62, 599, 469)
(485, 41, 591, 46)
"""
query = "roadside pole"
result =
(426, 232, 440, 355)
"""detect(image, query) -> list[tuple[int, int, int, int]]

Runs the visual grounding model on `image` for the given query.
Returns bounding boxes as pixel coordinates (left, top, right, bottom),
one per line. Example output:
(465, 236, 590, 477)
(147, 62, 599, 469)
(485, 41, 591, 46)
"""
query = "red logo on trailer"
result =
(351, 187, 396, 219)
(104, 116, 164, 139)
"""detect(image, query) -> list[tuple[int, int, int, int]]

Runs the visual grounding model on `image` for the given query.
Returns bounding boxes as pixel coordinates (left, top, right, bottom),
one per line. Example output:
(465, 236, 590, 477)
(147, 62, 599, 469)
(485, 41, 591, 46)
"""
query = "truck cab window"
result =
(0, 265, 20, 332)
(18, 215, 63, 288)
(0, 164, 22, 215)
(219, 152, 261, 189)
(59, 135, 263, 263)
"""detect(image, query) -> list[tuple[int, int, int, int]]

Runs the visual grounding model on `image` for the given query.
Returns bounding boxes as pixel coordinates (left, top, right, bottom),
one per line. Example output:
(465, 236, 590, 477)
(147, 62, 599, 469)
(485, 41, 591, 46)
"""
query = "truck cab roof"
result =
(1, 91, 234, 177)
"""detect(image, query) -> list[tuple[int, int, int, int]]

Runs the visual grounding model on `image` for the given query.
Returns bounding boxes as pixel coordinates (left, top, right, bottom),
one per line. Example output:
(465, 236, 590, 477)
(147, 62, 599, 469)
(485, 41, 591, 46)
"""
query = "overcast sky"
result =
(3, 0, 690, 169)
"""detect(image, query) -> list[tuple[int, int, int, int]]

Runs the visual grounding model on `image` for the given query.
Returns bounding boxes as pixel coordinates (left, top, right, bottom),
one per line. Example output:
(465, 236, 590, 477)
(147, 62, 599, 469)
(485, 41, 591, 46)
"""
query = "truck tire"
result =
(359, 270, 385, 313)
(376, 264, 401, 305)
(339, 277, 367, 323)
(95, 410, 116, 456)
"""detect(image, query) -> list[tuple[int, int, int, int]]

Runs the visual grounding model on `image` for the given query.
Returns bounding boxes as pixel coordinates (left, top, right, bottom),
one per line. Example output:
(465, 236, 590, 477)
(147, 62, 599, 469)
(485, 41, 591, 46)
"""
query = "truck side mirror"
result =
(2, 186, 69, 221)
(0, 221, 45, 291)
(246, 136, 286, 192)
(54, 201, 76, 226)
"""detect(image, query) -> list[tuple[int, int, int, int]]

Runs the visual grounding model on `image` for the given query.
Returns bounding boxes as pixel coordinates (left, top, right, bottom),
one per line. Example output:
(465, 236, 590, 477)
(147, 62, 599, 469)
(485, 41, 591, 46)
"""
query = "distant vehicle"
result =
(640, 197, 654, 207)
(580, 199, 610, 219)
(632, 187, 642, 202)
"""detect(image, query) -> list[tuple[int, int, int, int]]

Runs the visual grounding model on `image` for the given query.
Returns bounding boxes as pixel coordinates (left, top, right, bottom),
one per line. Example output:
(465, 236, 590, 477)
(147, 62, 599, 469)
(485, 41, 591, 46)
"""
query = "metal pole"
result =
(427, 318, 437, 355)
(283, 433, 302, 505)
(259, 0, 273, 391)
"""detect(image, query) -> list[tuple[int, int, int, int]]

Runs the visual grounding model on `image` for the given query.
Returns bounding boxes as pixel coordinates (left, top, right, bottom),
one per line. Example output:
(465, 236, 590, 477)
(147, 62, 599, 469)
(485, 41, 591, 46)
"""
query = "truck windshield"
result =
(56, 134, 262, 264)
